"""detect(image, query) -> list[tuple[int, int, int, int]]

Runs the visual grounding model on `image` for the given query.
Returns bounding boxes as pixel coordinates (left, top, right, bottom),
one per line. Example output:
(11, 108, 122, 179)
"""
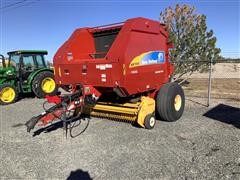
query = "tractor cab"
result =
(0, 50, 58, 105)
(8, 50, 48, 70)
(0, 54, 6, 68)
(7, 50, 48, 83)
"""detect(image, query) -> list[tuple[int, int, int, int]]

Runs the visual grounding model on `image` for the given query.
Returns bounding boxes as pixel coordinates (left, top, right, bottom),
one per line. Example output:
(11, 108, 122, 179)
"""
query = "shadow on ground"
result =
(33, 120, 64, 137)
(203, 103, 240, 128)
(67, 169, 92, 180)
(32, 115, 90, 137)
(18, 92, 36, 101)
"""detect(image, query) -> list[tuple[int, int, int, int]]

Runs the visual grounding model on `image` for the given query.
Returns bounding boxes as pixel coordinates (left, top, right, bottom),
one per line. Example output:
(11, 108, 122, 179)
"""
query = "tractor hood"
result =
(0, 66, 15, 76)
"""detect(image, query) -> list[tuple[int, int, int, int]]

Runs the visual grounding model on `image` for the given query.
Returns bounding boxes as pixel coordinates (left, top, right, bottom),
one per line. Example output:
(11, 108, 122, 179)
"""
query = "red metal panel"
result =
(53, 17, 173, 97)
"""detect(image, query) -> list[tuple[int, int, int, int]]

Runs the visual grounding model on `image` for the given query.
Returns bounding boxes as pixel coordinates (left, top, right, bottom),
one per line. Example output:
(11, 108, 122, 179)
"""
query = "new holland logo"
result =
(129, 51, 165, 68)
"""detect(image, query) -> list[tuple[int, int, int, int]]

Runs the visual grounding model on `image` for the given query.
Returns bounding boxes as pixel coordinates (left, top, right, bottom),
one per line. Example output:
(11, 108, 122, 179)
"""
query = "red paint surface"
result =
(53, 17, 174, 97)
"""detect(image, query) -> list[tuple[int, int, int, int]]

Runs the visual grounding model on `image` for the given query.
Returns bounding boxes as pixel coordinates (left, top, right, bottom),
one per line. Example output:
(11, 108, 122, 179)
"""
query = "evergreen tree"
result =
(160, 4, 221, 82)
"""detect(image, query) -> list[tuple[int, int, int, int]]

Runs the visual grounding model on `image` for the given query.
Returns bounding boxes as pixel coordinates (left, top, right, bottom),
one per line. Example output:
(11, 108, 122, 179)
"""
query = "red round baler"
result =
(26, 17, 185, 133)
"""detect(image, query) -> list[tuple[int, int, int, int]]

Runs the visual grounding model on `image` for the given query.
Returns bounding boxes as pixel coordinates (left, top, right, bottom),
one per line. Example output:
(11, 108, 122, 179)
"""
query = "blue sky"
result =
(0, 0, 239, 61)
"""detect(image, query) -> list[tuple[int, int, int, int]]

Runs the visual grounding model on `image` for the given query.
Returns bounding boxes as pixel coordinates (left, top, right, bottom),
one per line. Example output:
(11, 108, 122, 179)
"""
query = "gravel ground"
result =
(0, 97, 240, 180)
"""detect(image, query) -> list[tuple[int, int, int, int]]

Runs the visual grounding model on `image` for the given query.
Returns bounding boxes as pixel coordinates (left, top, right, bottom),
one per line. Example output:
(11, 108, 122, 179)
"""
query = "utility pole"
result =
(207, 58, 213, 107)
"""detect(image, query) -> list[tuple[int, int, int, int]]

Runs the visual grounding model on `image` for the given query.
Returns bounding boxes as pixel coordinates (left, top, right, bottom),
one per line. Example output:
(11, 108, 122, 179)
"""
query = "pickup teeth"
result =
(83, 101, 139, 124)
(82, 96, 155, 127)
(90, 110, 137, 124)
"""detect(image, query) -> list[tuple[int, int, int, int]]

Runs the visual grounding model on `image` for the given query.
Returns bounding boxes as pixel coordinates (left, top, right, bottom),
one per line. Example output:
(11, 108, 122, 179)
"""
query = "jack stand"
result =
(62, 102, 68, 138)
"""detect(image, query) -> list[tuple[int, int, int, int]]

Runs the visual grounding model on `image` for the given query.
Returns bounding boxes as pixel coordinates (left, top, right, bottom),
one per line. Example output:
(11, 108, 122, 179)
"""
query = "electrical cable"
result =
(42, 92, 89, 138)
(1, 0, 40, 12)
(0, 0, 27, 10)
(69, 116, 90, 138)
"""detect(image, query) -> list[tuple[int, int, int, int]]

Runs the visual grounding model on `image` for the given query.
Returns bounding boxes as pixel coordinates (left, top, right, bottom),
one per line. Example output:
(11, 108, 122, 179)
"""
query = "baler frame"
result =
(25, 17, 185, 136)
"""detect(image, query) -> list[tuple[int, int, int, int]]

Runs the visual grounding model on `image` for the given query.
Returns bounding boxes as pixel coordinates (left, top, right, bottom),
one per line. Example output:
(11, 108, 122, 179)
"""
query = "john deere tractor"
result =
(0, 50, 58, 105)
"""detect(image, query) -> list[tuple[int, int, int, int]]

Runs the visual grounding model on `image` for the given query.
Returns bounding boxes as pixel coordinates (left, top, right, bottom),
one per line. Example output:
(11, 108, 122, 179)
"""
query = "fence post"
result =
(207, 59, 213, 107)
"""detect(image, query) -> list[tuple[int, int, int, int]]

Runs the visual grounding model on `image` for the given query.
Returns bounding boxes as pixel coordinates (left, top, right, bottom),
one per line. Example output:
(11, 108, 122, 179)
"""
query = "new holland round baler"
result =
(26, 17, 185, 134)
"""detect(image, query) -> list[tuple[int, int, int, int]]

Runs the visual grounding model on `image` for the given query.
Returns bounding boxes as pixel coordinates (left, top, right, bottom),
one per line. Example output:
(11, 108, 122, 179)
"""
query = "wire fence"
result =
(174, 59, 240, 106)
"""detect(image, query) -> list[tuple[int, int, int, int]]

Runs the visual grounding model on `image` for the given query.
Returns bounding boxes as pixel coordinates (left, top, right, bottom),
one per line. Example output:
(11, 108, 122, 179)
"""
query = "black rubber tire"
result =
(32, 71, 58, 98)
(0, 84, 18, 105)
(144, 113, 156, 129)
(156, 82, 185, 122)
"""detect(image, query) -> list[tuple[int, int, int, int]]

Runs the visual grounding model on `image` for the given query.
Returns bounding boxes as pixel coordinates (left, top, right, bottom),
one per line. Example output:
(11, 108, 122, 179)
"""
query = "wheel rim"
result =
(41, 77, 56, 93)
(0, 87, 16, 103)
(149, 117, 155, 127)
(174, 94, 182, 111)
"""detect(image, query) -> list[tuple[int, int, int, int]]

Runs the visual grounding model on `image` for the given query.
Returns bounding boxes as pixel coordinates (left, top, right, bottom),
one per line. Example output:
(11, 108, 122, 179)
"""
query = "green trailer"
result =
(0, 50, 58, 105)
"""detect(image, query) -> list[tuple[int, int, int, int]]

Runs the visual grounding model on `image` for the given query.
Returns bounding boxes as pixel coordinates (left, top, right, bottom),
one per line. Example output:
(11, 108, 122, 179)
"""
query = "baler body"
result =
(25, 18, 186, 133)
(53, 17, 173, 97)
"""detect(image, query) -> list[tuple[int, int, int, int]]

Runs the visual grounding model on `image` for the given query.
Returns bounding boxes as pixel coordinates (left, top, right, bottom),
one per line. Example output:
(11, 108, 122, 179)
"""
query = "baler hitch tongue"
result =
(25, 91, 83, 133)
(25, 116, 41, 132)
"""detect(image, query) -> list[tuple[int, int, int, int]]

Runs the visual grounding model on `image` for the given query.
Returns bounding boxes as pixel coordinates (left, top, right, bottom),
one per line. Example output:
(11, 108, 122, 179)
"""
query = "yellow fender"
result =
(137, 96, 155, 127)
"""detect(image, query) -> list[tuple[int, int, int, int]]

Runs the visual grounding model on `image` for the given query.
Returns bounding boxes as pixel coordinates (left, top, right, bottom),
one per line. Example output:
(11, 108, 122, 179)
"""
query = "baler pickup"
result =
(85, 96, 155, 128)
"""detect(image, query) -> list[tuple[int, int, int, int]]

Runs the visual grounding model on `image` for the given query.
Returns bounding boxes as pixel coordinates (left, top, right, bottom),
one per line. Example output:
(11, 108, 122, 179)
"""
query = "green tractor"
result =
(0, 50, 58, 105)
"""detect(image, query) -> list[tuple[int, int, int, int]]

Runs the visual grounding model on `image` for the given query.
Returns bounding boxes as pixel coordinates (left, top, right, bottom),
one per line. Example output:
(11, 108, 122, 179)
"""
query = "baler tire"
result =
(144, 114, 156, 129)
(0, 84, 18, 105)
(156, 82, 185, 122)
(32, 71, 58, 98)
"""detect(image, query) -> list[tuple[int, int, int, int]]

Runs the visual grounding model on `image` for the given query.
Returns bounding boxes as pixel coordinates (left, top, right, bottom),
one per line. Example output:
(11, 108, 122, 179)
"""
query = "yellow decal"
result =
(58, 67, 62, 77)
(123, 64, 126, 76)
(129, 52, 149, 68)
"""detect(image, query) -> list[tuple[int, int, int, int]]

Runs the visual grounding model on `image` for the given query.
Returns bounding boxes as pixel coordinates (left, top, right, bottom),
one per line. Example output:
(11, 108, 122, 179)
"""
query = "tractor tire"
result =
(144, 113, 156, 129)
(32, 71, 58, 98)
(0, 84, 18, 105)
(156, 82, 185, 122)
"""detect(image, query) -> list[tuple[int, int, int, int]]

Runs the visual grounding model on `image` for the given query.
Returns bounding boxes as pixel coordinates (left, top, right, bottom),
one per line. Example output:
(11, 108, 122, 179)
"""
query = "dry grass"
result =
(183, 78, 240, 101)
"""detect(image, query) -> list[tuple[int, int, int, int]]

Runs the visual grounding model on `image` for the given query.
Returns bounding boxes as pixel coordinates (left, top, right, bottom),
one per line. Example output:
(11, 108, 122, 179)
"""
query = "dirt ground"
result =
(0, 97, 239, 179)
(183, 78, 240, 101)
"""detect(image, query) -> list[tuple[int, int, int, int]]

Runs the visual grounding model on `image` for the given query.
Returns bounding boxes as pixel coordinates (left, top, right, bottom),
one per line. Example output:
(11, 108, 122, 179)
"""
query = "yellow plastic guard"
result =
(137, 96, 155, 127)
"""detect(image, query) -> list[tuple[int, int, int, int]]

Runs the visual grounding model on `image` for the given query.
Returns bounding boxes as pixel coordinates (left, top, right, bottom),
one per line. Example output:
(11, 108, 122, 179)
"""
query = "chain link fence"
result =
(176, 60, 240, 106)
